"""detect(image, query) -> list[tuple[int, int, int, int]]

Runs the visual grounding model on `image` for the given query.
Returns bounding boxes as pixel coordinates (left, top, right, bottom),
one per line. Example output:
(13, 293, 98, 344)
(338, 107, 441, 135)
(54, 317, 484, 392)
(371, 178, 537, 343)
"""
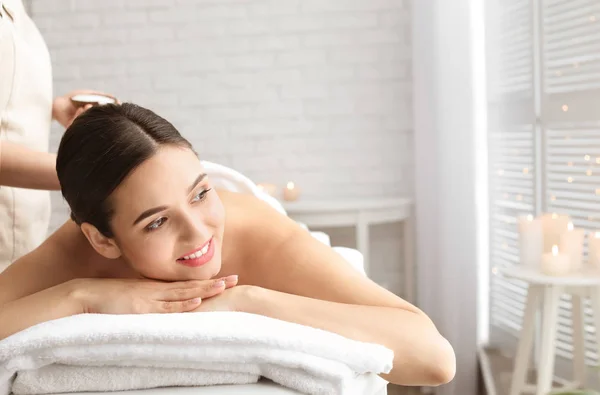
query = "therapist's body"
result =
(0, 0, 112, 270)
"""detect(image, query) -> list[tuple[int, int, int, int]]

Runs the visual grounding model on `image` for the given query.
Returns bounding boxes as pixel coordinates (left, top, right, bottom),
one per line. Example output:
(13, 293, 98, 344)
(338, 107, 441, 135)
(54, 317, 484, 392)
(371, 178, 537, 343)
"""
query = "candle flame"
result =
(286, 181, 295, 190)
(526, 214, 533, 221)
(568, 222, 574, 231)
(552, 245, 559, 256)
(595, 231, 600, 238)
(552, 213, 558, 219)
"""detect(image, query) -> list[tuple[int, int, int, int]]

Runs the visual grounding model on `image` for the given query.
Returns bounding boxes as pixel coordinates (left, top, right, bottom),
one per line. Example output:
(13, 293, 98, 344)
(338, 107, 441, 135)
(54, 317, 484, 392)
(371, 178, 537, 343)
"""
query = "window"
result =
(486, 0, 600, 364)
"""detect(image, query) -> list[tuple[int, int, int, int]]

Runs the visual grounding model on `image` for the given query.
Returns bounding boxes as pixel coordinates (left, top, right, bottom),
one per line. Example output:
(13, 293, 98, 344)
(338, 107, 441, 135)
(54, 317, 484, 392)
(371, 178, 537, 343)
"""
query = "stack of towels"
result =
(0, 311, 394, 395)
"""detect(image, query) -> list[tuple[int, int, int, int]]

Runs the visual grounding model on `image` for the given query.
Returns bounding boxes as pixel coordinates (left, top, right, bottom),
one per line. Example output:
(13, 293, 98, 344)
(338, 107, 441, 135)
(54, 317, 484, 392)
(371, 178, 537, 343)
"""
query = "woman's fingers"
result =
(158, 276, 239, 308)
(157, 297, 202, 313)
(161, 287, 203, 302)
(222, 275, 239, 288)
(161, 278, 230, 301)
(175, 275, 238, 290)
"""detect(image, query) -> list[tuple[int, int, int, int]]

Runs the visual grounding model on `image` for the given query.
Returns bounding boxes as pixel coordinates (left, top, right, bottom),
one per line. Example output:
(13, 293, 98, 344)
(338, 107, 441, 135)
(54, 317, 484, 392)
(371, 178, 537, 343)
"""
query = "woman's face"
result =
(107, 145, 225, 281)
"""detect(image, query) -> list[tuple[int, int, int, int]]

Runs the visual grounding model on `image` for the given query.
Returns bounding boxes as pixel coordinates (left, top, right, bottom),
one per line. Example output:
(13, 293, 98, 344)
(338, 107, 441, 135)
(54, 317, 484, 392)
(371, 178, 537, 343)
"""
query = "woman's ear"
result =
(80, 223, 122, 259)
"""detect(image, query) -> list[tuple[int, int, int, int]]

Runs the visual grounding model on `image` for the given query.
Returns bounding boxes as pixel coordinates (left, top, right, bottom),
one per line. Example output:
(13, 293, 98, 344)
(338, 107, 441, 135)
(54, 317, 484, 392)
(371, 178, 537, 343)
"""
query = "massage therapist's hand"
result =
(52, 89, 118, 128)
(71, 275, 238, 315)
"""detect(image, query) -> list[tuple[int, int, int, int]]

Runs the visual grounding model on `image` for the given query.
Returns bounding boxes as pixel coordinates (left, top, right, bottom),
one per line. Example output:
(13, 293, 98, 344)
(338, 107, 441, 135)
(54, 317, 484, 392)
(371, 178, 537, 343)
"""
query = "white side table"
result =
(498, 265, 600, 395)
(283, 198, 414, 302)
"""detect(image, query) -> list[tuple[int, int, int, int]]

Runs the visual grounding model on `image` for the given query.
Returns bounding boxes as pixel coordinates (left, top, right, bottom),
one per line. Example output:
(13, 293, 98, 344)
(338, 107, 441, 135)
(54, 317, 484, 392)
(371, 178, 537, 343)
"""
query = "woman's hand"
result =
(72, 275, 239, 314)
(192, 284, 255, 313)
(52, 90, 117, 128)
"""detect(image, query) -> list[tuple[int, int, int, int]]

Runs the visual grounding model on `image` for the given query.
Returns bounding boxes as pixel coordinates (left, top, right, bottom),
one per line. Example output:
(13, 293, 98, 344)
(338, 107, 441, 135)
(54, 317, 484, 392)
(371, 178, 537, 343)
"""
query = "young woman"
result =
(0, 103, 455, 387)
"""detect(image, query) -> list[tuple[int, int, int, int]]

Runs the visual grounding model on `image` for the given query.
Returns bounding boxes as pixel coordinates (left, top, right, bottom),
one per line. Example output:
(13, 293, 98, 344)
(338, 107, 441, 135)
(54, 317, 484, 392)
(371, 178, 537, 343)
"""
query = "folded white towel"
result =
(12, 365, 258, 394)
(0, 312, 393, 395)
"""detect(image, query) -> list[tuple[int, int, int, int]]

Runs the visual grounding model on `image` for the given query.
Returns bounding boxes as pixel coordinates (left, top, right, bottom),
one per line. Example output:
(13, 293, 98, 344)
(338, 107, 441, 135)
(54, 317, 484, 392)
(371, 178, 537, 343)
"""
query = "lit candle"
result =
(541, 213, 571, 253)
(541, 245, 571, 276)
(518, 214, 543, 268)
(559, 221, 585, 271)
(588, 232, 600, 267)
(282, 181, 300, 201)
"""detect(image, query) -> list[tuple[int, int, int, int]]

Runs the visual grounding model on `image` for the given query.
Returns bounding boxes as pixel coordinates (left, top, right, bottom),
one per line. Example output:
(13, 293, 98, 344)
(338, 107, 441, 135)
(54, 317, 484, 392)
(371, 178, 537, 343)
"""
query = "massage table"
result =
(56, 378, 389, 395)
(56, 379, 303, 395)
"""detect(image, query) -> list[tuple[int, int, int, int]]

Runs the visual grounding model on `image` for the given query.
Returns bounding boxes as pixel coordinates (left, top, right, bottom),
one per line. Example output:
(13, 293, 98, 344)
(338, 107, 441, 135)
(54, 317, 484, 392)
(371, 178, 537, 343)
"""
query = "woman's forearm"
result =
(0, 141, 60, 190)
(0, 280, 83, 340)
(242, 286, 456, 387)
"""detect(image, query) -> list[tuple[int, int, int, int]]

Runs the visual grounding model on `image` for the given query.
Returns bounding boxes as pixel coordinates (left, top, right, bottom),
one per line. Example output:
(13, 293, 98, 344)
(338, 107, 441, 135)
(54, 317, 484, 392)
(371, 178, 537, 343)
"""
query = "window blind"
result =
(486, 0, 537, 343)
(542, 0, 600, 363)
(487, 0, 600, 365)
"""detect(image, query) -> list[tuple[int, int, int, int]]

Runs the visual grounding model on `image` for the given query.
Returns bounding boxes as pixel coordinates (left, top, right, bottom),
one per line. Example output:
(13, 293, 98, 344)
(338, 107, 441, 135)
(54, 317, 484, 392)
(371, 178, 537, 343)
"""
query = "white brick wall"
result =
(31, 0, 413, 294)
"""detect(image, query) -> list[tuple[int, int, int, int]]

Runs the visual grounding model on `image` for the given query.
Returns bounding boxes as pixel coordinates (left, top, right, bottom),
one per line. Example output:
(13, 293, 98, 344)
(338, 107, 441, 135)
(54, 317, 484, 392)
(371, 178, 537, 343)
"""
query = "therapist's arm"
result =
(0, 141, 60, 190)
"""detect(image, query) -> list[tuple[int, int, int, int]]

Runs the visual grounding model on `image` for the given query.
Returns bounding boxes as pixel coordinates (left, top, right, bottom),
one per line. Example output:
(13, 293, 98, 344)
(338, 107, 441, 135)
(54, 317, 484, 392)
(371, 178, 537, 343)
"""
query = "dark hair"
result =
(56, 103, 194, 237)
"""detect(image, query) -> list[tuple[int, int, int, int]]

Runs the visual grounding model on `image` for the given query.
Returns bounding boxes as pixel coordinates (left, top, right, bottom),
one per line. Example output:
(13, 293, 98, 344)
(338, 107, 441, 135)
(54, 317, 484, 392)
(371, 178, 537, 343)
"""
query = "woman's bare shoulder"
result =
(216, 189, 296, 239)
(215, 190, 408, 309)
(216, 190, 266, 267)
(215, 188, 260, 204)
(215, 189, 305, 279)
(0, 220, 121, 305)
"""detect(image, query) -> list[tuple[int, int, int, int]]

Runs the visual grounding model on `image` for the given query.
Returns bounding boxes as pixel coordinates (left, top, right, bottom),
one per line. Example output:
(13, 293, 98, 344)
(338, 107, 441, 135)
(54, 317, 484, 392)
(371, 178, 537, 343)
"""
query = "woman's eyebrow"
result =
(133, 206, 168, 226)
(188, 173, 207, 194)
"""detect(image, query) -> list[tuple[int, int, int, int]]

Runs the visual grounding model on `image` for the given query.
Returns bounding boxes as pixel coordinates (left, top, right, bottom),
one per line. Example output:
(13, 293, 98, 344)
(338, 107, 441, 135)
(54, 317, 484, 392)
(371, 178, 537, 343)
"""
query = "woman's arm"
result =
(0, 280, 85, 340)
(241, 286, 454, 387)
(220, 193, 456, 387)
(0, 221, 92, 339)
(0, 141, 60, 190)
(0, 220, 236, 340)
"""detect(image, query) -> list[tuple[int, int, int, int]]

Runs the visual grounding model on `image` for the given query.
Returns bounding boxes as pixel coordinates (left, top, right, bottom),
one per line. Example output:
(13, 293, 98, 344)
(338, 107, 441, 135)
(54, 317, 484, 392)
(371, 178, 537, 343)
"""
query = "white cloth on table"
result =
(0, 312, 393, 395)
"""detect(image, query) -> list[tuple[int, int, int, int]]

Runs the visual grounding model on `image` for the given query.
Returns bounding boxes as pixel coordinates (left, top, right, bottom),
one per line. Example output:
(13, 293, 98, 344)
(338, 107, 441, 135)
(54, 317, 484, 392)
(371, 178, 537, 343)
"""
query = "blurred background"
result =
(25, 0, 600, 394)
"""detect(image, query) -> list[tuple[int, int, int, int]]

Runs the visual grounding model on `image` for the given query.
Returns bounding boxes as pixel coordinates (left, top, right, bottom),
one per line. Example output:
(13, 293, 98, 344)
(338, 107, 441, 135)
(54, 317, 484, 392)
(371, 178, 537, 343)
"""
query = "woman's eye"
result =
(146, 217, 166, 231)
(192, 188, 211, 203)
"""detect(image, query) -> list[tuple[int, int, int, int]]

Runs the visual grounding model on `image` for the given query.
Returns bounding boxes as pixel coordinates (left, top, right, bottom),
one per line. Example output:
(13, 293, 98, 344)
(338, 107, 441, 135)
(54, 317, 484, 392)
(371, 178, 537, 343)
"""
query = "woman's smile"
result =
(177, 237, 215, 267)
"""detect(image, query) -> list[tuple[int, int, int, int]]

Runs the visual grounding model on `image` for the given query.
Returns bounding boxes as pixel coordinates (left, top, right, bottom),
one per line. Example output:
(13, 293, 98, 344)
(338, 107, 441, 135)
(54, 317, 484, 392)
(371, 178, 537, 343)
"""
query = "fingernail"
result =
(191, 298, 201, 303)
(225, 275, 238, 282)
(213, 280, 225, 288)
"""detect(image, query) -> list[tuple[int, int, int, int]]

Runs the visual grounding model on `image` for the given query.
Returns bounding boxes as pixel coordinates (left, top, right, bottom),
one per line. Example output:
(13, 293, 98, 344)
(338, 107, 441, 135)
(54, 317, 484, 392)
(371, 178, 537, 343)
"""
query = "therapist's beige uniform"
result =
(0, 0, 52, 271)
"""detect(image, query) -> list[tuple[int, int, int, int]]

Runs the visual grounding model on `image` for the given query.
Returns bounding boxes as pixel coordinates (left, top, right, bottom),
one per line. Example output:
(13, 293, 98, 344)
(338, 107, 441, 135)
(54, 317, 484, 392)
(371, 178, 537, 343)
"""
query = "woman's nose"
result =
(179, 212, 211, 243)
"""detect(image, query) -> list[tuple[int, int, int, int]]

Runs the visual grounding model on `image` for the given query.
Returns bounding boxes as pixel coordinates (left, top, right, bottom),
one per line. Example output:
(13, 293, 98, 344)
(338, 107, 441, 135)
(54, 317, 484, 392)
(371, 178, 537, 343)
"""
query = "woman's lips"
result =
(177, 238, 214, 267)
